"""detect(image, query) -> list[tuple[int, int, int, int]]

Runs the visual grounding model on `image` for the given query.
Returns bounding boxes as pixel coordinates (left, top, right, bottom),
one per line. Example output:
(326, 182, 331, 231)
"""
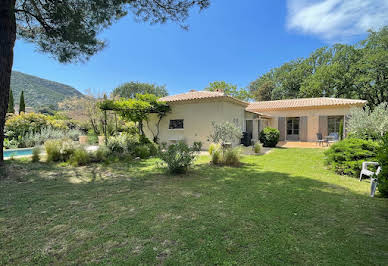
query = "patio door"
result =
(287, 117, 300, 141)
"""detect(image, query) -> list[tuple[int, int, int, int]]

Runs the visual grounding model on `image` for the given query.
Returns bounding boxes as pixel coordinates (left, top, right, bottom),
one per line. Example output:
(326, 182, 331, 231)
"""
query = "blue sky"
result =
(12, 0, 388, 96)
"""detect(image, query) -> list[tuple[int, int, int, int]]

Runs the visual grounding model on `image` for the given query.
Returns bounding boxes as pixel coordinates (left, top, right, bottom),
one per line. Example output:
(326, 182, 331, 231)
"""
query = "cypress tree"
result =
(7, 89, 14, 113)
(19, 91, 25, 114)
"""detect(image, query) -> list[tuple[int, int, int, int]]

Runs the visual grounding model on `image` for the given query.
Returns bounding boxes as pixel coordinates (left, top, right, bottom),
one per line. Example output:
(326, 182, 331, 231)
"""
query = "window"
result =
(328, 116, 343, 134)
(287, 117, 300, 135)
(169, 119, 184, 129)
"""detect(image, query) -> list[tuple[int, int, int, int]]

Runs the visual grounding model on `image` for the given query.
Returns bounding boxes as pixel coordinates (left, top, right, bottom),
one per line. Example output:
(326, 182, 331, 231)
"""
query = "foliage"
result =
(324, 138, 379, 177)
(209, 143, 220, 155)
(248, 27, 388, 107)
(106, 133, 156, 159)
(31, 147, 40, 163)
(208, 121, 242, 145)
(5, 113, 65, 140)
(134, 145, 151, 159)
(347, 103, 388, 140)
(99, 94, 170, 137)
(223, 147, 241, 166)
(19, 91, 25, 114)
(3, 138, 18, 149)
(209, 144, 241, 166)
(7, 89, 14, 113)
(253, 142, 262, 153)
(44, 140, 63, 162)
(210, 147, 222, 165)
(205, 81, 250, 101)
(10, 71, 83, 109)
(14, 1, 209, 63)
(58, 94, 118, 136)
(192, 141, 203, 151)
(377, 134, 388, 197)
(69, 147, 90, 166)
(93, 146, 111, 163)
(159, 142, 197, 174)
(107, 135, 127, 154)
(112, 82, 168, 99)
(259, 127, 280, 147)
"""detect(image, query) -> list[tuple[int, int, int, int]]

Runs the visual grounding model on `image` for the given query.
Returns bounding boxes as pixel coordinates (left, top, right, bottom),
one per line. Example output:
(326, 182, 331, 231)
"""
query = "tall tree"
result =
(205, 81, 250, 101)
(112, 82, 168, 98)
(7, 88, 14, 113)
(0, 0, 210, 162)
(19, 90, 25, 114)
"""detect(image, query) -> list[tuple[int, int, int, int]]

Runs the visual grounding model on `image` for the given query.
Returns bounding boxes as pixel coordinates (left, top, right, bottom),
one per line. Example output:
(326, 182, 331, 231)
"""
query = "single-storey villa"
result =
(144, 90, 366, 149)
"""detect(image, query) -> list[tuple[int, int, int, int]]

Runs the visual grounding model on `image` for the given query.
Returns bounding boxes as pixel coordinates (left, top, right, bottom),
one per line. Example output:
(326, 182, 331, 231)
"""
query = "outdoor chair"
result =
(326, 132, 339, 145)
(359, 162, 381, 181)
(359, 161, 381, 197)
(316, 133, 325, 146)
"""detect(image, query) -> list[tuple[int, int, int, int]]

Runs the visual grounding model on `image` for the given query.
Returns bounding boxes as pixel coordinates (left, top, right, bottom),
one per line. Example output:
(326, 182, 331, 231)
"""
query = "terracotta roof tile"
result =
(246, 98, 366, 111)
(159, 90, 248, 106)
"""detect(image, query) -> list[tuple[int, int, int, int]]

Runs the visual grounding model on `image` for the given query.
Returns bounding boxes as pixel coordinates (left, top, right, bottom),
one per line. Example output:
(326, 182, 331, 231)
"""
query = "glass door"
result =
(287, 117, 300, 141)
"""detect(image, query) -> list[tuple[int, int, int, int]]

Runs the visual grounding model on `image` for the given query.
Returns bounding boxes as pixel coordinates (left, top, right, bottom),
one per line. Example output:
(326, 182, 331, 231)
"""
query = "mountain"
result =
(10, 71, 83, 110)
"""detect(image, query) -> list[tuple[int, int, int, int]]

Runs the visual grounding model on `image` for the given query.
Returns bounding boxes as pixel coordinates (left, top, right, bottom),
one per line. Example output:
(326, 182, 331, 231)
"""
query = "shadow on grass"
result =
(1, 156, 388, 264)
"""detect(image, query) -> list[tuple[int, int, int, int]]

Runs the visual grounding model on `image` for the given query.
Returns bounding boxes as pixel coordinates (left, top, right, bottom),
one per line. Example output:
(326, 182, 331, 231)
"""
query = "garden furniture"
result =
(359, 161, 381, 197)
(316, 133, 325, 146)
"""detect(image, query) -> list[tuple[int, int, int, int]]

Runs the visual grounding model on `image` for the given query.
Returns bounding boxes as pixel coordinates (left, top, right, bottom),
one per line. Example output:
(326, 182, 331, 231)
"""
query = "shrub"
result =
(211, 147, 222, 165)
(377, 134, 388, 197)
(223, 147, 241, 166)
(69, 147, 90, 166)
(159, 142, 197, 174)
(324, 138, 379, 177)
(192, 141, 202, 151)
(134, 145, 151, 159)
(209, 144, 241, 166)
(209, 143, 220, 155)
(93, 146, 110, 162)
(253, 142, 262, 154)
(60, 139, 77, 161)
(259, 127, 280, 147)
(107, 135, 127, 154)
(44, 139, 63, 162)
(3, 138, 18, 149)
(31, 147, 40, 163)
(5, 112, 65, 140)
(147, 142, 158, 156)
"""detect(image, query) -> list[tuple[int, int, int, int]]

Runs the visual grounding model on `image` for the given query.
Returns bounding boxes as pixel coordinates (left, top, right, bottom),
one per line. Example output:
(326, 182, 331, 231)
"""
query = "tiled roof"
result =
(159, 90, 248, 106)
(246, 98, 367, 111)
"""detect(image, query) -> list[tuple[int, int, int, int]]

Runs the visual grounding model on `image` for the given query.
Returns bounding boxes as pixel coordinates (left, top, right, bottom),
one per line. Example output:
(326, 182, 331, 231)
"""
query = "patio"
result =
(277, 141, 329, 148)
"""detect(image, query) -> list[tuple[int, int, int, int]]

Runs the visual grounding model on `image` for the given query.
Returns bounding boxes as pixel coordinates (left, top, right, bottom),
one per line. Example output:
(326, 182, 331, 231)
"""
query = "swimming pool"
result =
(4, 148, 33, 158)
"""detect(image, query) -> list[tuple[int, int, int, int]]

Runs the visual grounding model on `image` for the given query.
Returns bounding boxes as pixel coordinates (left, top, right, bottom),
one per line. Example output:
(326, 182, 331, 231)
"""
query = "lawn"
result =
(1, 148, 387, 264)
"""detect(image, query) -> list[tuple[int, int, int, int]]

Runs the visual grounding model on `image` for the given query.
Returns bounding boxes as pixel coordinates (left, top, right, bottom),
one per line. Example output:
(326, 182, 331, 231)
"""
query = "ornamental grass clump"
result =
(209, 143, 241, 166)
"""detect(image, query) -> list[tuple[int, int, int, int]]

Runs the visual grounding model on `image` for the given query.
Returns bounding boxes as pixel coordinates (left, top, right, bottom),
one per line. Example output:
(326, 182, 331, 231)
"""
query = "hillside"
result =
(10, 71, 83, 109)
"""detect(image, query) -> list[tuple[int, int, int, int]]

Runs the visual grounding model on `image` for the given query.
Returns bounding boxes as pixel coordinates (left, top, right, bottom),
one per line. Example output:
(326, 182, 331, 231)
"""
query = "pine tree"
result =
(7, 88, 14, 113)
(19, 91, 25, 114)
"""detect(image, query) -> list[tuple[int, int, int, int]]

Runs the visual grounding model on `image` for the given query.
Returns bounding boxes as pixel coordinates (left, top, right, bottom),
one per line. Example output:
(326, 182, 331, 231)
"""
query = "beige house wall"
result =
(144, 99, 247, 149)
(259, 106, 359, 142)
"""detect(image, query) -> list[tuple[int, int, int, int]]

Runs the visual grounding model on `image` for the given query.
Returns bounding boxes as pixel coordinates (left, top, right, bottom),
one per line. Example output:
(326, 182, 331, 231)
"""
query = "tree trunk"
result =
(0, 0, 16, 163)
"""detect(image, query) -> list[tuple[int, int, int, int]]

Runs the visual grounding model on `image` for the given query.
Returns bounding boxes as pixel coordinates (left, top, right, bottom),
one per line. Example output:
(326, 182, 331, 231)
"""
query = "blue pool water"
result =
(4, 148, 33, 158)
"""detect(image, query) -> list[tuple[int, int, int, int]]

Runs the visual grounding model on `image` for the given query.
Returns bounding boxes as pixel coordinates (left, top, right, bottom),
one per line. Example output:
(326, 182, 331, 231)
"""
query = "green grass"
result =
(1, 148, 387, 264)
